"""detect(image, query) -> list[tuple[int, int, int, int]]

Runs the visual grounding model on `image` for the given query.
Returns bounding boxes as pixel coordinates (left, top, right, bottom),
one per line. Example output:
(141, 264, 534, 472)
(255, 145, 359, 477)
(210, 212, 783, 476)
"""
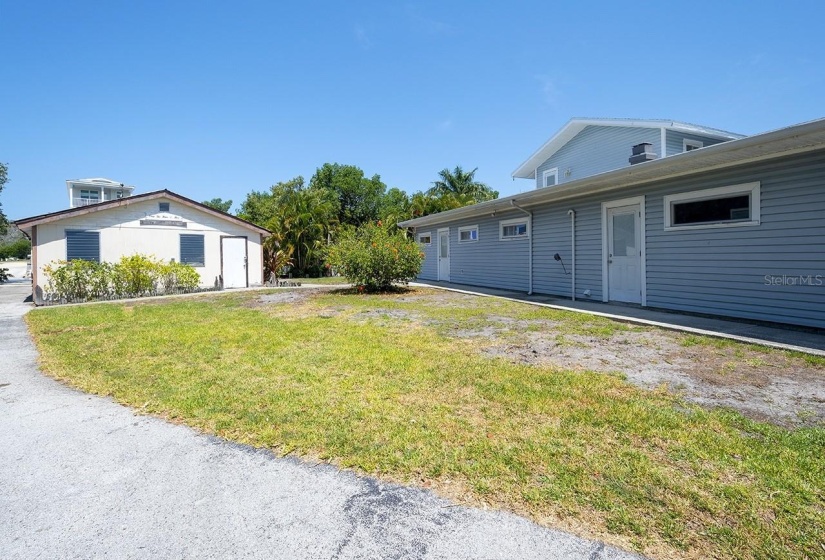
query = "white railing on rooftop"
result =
(72, 197, 101, 207)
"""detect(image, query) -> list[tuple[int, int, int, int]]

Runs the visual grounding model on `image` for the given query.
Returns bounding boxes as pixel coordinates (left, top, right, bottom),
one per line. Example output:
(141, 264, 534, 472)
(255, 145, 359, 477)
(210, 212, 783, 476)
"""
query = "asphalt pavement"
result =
(0, 282, 641, 559)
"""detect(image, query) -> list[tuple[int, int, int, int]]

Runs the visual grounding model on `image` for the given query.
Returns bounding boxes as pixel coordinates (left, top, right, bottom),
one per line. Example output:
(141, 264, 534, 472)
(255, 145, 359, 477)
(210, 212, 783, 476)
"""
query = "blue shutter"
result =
(66, 230, 100, 262)
(180, 234, 205, 266)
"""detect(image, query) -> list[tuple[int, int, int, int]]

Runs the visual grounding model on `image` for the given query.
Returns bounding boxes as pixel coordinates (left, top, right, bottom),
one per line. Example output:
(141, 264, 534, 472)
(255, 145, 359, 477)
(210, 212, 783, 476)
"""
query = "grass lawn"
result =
(26, 288, 824, 559)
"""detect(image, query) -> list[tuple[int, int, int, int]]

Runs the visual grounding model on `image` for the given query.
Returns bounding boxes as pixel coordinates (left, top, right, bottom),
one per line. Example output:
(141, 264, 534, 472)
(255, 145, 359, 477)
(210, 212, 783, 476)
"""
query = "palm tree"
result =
(266, 185, 337, 275)
(426, 166, 498, 202)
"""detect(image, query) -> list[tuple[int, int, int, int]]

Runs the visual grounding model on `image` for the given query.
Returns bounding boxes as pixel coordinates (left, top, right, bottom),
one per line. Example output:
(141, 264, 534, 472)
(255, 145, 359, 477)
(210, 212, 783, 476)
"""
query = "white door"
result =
(437, 228, 450, 282)
(222, 237, 248, 288)
(607, 205, 641, 303)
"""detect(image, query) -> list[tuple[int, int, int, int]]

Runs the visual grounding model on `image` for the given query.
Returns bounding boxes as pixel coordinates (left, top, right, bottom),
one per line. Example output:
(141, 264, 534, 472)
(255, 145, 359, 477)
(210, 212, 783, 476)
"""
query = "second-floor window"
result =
(79, 190, 100, 202)
(542, 168, 558, 188)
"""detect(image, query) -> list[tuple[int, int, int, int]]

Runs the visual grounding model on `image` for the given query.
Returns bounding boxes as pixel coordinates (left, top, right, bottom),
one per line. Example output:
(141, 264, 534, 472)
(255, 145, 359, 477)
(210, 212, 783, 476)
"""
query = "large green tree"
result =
(201, 198, 233, 213)
(238, 177, 337, 276)
(378, 187, 411, 230)
(426, 165, 498, 202)
(0, 163, 8, 235)
(309, 163, 386, 227)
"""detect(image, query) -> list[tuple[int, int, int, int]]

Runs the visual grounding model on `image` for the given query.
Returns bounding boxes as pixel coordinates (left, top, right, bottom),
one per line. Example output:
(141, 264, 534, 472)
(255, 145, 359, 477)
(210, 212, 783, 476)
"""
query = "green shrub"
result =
(0, 238, 31, 260)
(43, 254, 202, 301)
(158, 261, 200, 292)
(44, 260, 111, 301)
(326, 222, 423, 291)
(112, 255, 159, 296)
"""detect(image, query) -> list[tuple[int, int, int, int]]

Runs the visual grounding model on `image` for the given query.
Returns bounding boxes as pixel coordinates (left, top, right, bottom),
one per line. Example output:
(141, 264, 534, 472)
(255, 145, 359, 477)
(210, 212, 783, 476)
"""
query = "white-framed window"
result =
(542, 167, 559, 188)
(683, 139, 704, 152)
(417, 232, 432, 246)
(458, 225, 479, 243)
(664, 182, 760, 231)
(79, 189, 100, 201)
(499, 217, 530, 240)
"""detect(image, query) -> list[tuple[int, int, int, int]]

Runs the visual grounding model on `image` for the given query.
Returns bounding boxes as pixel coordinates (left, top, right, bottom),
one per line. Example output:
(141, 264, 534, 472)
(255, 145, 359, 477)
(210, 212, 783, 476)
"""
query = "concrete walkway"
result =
(412, 281, 825, 356)
(0, 282, 639, 560)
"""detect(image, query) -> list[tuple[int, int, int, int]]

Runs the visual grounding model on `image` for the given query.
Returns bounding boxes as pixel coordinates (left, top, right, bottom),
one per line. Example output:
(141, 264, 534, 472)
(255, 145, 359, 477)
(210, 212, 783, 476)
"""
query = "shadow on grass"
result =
(328, 285, 416, 296)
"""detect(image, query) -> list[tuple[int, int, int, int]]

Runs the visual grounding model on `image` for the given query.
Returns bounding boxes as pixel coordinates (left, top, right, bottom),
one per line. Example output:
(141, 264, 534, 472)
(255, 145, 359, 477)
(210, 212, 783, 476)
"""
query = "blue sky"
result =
(2, 1, 823, 219)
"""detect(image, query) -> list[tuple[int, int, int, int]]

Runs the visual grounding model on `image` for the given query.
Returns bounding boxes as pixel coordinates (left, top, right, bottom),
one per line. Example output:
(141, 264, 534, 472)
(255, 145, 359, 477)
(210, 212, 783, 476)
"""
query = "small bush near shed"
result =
(326, 222, 423, 292)
(43, 254, 201, 302)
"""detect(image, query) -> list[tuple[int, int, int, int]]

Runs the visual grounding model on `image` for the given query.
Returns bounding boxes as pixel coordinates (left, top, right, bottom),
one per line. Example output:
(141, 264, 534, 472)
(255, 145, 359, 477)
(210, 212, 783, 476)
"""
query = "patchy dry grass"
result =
(292, 276, 351, 285)
(26, 288, 825, 560)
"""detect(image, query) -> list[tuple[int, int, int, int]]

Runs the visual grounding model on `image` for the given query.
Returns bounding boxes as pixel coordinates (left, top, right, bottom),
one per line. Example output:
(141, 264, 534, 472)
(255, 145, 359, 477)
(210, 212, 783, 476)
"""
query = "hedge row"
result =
(43, 254, 201, 301)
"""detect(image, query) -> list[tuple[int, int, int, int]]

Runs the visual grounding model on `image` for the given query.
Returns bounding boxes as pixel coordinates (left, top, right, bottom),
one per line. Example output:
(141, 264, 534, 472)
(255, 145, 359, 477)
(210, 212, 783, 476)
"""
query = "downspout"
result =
(568, 210, 576, 301)
(510, 200, 533, 295)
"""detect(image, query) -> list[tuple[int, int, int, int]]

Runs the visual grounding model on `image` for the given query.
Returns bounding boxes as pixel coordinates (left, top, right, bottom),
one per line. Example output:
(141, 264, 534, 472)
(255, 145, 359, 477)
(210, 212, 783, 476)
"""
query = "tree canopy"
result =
(237, 162, 498, 277)
(426, 165, 498, 202)
(238, 176, 337, 276)
(201, 198, 233, 213)
(309, 163, 386, 227)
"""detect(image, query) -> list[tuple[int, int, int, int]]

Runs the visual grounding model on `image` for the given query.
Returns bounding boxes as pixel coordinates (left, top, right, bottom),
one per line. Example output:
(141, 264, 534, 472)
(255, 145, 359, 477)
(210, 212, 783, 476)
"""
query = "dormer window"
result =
(159, 202, 170, 212)
(684, 139, 703, 152)
(542, 168, 559, 188)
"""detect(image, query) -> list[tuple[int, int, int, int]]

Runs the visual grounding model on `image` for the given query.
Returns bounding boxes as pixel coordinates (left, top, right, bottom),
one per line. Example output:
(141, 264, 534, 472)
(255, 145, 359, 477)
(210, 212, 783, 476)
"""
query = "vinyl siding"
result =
(532, 201, 603, 300)
(417, 232, 438, 280)
(665, 130, 727, 156)
(535, 126, 661, 189)
(643, 151, 825, 327)
(451, 211, 530, 291)
(415, 150, 825, 328)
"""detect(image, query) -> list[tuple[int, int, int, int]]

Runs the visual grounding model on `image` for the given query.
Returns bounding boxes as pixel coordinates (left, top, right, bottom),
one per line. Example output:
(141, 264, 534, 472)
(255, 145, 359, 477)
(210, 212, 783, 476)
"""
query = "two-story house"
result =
(67, 177, 135, 208)
(399, 117, 825, 329)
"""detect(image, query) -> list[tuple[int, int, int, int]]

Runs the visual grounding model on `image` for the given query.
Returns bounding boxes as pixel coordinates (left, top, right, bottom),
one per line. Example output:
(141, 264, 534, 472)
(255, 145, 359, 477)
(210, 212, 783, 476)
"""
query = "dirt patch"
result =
(352, 309, 420, 324)
(481, 329, 825, 427)
(248, 288, 825, 427)
(254, 291, 314, 306)
(394, 292, 480, 308)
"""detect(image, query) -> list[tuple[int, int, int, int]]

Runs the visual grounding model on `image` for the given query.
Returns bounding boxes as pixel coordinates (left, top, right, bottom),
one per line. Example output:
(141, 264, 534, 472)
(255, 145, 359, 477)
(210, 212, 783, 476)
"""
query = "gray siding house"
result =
(400, 117, 825, 329)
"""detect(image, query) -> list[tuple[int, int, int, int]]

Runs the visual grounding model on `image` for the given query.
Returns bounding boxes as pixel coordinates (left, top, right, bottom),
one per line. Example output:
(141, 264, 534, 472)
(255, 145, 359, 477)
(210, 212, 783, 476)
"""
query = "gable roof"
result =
(400, 117, 825, 229)
(14, 189, 270, 236)
(511, 118, 745, 180)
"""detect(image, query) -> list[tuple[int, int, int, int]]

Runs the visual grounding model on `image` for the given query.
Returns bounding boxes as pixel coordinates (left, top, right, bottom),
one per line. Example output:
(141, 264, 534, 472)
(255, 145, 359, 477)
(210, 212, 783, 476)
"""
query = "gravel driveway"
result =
(0, 282, 640, 560)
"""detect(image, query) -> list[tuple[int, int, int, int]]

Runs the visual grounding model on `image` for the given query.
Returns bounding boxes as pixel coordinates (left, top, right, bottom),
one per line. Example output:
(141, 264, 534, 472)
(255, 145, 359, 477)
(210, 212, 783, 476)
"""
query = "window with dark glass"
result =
(672, 194, 751, 226)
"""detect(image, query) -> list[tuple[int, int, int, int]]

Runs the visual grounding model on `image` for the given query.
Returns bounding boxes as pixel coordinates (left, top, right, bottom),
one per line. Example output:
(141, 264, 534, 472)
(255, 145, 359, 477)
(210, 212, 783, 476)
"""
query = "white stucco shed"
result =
(15, 190, 270, 301)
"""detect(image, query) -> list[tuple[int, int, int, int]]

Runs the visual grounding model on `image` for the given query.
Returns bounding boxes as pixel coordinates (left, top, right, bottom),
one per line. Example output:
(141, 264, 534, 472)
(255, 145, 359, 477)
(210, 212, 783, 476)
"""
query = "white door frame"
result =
(437, 227, 450, 282)
(601, 196, 646, 306)
(221, 235, 249, 288)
